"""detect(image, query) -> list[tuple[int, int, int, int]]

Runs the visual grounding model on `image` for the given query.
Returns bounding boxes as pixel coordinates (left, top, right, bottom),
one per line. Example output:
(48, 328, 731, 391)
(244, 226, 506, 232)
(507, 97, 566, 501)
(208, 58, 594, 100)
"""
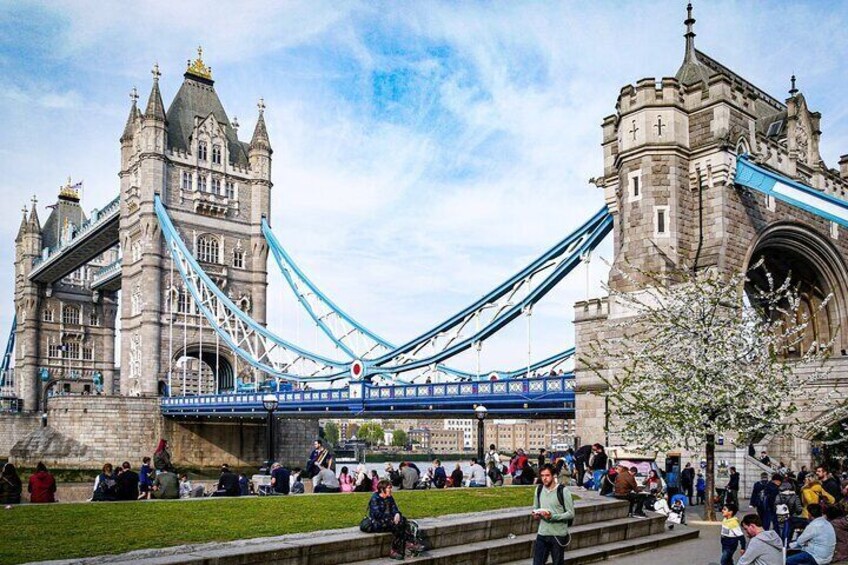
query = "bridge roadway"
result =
(160, 374, 575, 419)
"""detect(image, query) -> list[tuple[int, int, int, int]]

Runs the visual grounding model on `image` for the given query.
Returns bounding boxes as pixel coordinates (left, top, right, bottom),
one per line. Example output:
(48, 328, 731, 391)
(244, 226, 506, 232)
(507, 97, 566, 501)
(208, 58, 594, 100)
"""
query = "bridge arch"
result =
(744, 222, 848, 354)
(169, 345, 235, 395)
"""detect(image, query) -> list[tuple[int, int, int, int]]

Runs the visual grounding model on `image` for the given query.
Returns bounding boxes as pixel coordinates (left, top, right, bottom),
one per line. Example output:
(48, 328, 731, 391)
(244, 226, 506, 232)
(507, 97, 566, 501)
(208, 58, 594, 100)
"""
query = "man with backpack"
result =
(750, 472, 770, 522)
(532, 463, 575, 565)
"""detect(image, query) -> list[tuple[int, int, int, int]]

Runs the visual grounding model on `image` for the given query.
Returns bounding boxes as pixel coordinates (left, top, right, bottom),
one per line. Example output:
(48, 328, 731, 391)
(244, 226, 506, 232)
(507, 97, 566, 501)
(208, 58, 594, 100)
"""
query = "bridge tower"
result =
(575, 5, 848, 465)
(119, 50, 271, 397)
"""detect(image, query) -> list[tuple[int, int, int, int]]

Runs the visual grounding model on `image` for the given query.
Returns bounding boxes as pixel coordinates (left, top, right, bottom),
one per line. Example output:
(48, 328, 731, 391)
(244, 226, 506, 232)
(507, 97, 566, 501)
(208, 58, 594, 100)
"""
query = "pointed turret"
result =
(28, 196, 41, 232)
(249, 98, 271, 152)
(675, 3, 711, 86)
(144, 63, 166, 122)
(121, 87, 140, 143)
(15, 205, 28, 243)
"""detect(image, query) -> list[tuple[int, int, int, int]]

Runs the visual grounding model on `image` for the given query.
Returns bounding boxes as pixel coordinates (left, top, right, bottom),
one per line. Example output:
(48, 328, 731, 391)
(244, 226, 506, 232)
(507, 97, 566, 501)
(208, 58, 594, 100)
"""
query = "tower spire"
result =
(28, 194, 40, 230)
(684, 3, 697, 61)
(121, 86, 140, 142)
(144, 63, 166, 121)
(250, 98, 271, 151)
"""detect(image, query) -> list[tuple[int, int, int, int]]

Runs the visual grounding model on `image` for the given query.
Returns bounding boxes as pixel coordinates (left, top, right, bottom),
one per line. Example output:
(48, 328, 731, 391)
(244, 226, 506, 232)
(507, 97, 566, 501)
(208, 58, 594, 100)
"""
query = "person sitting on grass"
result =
(487, 460, 504, 487)
(27, 462, 56, 504)
(0, 462, 22, 505)
(152, 469, 179, 500)
(270, 462, 290, 495)
(313, 460, 341, 493)
(213, 464, 240, 497)
(290, 468, 305, 494)
(368, 479, 409, 560)
(450, 464, 464, 488)
(92, 463, 118, 502)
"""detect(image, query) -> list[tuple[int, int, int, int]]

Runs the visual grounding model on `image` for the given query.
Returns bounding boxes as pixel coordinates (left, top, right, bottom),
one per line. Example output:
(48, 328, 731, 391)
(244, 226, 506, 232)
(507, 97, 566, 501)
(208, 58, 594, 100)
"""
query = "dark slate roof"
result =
(165, 74, 249, 167)
(42, 200, 87, 251)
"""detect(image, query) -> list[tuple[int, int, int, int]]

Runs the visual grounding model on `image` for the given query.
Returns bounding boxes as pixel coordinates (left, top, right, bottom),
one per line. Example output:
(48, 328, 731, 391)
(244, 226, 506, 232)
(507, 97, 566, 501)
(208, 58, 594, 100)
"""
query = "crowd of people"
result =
(0, 461, 56, 504)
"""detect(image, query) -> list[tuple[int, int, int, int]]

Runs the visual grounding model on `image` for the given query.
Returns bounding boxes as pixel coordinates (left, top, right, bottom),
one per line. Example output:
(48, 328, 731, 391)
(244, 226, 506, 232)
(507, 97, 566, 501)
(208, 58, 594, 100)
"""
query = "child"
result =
(719, 503, 746, 565)
(138, 456, 153, 500)
(696, 472, 706, 505)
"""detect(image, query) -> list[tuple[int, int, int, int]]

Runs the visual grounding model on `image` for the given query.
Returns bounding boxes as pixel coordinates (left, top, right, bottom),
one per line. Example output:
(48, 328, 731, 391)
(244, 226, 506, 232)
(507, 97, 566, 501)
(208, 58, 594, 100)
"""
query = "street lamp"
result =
(475, 404, 488, 462)
(262, 393, 279, 471)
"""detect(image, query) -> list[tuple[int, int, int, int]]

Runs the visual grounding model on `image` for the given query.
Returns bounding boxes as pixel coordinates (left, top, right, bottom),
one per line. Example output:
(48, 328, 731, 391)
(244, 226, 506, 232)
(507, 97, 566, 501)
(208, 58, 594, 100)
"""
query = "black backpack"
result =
(535, 484, 574, 527)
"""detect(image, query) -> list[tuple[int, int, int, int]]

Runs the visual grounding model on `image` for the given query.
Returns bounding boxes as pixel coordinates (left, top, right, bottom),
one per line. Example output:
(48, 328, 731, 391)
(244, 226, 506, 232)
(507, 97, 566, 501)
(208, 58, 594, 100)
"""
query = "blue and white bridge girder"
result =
(735, 155, 848, 228)
(264, 220, 574, 381)
(155, 195, 351, 383)
(0, 315, 15, 390)
(364, 208, 613, 375)
(161, 375, 575, 419)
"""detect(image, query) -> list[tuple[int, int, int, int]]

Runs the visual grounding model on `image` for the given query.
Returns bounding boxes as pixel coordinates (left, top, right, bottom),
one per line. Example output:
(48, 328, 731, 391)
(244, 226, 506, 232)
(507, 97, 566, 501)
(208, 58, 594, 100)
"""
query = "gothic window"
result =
(198, 141, 208, 161)
(735, 138, 750, 155)
(654, 206, 670, 237)
(181, 171, 192, 191)
(64, 342, 80, 360)
(233, 249, 245, 269)
(212, 178, 221, 194)
(212, 145, 222, 165)
(225, 181, 235, 200)
(89, 310, 99, 326)
(62, 305, 80, 325)
(82, 346, 94, 361)
(199, 175, 208, 192)
(131, 284, 142, 315)
(43, 308, 54, 323)
(48, 343, 62, 358)
(628, 170, 642, 202)
(196, 234, 220, 263)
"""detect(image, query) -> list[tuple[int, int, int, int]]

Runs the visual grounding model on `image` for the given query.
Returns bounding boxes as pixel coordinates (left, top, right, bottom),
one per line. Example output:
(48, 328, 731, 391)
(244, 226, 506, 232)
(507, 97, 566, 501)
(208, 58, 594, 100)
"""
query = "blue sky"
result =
(1, 1, 847, 373)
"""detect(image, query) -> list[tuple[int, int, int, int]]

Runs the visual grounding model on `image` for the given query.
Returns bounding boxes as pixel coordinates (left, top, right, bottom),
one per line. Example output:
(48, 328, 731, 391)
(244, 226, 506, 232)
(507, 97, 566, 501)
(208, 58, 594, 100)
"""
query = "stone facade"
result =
(575, 7, 848, 466)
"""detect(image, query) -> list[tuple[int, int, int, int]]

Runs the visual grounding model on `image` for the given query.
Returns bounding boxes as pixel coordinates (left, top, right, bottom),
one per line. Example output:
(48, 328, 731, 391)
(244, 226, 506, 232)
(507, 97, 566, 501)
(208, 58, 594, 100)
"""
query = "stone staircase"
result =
(39, 491, 697, 565)
(351, 493, 698, 565)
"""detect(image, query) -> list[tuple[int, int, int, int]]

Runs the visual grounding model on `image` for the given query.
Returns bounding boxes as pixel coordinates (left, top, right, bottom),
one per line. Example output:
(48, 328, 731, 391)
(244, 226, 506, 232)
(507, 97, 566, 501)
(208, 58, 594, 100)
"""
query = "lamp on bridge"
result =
(262, 393, 279, 471)
(475, 404, 488, 462)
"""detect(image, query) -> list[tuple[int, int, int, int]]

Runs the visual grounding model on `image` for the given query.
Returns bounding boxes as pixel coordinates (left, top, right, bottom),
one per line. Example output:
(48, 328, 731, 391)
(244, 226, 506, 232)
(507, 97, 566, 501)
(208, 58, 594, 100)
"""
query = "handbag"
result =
(359, 516, 374, 533)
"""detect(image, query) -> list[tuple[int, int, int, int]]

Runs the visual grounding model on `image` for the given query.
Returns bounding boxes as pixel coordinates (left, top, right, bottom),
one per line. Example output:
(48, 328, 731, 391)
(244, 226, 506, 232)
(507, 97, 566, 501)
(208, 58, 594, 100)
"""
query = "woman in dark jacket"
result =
(368, 479, 408, 560)
(450, 463, 464, 487)
(0, 463, 22, 504)
(27, 461, 57, 503)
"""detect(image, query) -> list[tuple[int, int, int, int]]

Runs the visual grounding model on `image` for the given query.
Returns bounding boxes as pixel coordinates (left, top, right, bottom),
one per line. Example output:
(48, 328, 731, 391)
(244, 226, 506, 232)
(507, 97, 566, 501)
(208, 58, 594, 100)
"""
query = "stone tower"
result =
(574, 4, 848, 462)
(13, 184, 119, 413)
(119, 49, 271, 397)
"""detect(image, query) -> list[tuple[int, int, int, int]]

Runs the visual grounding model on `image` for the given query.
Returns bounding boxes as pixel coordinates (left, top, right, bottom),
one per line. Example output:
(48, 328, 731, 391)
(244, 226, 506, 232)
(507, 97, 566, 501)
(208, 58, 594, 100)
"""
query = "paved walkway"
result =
(609, 504, 723, 565)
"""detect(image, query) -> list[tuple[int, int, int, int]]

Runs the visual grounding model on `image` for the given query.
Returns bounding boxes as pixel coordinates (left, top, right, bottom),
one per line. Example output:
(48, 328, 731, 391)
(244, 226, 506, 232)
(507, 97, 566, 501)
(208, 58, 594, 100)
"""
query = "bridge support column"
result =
(573, 297, 611, 448)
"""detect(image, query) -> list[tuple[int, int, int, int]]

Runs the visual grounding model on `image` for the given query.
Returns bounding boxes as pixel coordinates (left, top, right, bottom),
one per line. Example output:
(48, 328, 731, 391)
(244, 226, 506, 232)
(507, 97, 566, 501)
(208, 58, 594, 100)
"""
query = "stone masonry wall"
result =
(0, 413, 40, 460)
(6, 395, 318, 470)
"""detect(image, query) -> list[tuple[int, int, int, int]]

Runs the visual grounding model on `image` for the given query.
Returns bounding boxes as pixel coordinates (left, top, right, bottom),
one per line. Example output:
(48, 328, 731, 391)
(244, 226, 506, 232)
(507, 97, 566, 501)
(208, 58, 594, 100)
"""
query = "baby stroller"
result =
(667, 494, 687, 529)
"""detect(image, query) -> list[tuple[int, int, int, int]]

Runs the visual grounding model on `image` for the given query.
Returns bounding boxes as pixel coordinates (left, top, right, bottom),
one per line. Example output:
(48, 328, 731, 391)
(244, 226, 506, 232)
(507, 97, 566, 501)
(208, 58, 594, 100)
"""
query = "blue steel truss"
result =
(264, 220, 574, 381)
(0, 315, 14, 387)
(735, 155, 848, 227)
(161, 375, 575, 418)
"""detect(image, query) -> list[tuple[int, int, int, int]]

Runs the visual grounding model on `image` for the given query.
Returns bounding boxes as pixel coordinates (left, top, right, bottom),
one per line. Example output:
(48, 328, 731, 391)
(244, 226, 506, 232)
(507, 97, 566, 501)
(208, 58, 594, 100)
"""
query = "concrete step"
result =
(349, 514, 678, 565)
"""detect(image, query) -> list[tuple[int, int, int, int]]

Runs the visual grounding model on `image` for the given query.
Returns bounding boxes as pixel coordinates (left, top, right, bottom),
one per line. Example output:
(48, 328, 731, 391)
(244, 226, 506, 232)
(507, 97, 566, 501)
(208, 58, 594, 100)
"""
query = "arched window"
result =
(196, 234, 220, 263)
(198, 141, 208, 161)
(62, 305, 80, 325)
(735, 137, 750, 155)
(212, 178, 221, 194)
(212, 145, 222, 165)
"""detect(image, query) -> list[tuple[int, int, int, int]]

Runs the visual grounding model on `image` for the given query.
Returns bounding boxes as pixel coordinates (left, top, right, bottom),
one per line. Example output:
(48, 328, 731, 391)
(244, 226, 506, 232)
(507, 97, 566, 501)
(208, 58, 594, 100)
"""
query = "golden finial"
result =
(186, 45, 212, 80)
(59, 177, 81, 202)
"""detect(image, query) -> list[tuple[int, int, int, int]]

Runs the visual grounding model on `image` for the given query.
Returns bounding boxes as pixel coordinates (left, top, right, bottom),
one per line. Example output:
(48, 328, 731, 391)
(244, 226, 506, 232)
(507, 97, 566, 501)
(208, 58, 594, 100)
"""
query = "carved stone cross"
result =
(629, 120, 639, 141)
(654, 115, 665, 137)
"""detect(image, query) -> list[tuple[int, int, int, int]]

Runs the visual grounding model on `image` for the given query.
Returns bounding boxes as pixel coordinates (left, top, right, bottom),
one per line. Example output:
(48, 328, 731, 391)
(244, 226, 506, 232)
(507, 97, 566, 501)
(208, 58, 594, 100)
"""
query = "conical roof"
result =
(249, 109, 271, 152)
(145, 65, 166, 121)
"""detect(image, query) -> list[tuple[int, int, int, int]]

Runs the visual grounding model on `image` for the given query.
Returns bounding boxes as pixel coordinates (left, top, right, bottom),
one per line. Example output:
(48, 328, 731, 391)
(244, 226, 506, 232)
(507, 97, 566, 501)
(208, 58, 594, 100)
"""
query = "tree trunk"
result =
(705, 433, 716, 522)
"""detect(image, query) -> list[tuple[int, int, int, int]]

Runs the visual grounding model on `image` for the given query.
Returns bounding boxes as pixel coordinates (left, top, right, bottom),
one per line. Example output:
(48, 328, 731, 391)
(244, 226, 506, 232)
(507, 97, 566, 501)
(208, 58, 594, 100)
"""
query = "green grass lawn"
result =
(0, 487, 536, 564)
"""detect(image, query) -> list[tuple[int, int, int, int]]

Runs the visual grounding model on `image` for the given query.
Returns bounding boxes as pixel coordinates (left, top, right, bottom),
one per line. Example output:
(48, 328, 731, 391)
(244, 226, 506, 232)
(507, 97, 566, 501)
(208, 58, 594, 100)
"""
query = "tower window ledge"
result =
(191, 191, 229, 217)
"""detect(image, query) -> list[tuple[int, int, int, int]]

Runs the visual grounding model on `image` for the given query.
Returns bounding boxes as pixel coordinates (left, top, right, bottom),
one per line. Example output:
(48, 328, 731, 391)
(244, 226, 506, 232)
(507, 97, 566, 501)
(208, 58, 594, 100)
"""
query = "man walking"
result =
(749, 472, 770, 522)
(532, 463, 574, 565)
(681, 462, 695, 505)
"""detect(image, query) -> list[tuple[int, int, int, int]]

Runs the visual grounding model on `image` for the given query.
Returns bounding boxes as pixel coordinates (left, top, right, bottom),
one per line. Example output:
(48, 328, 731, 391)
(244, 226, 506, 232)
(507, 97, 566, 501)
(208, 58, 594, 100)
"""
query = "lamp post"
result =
(262, 393, 279, 470)
(475, 405, 488, 462)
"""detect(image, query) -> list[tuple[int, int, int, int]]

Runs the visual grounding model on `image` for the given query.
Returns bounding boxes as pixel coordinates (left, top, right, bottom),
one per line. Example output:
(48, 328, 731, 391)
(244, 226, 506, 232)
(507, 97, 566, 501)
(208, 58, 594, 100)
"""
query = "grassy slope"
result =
(0, 487, 536, 564)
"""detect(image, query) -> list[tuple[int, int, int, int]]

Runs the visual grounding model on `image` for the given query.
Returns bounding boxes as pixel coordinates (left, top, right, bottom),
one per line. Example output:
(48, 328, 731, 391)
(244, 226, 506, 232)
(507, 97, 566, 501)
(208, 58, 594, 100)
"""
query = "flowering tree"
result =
(586, 261, 838, 521)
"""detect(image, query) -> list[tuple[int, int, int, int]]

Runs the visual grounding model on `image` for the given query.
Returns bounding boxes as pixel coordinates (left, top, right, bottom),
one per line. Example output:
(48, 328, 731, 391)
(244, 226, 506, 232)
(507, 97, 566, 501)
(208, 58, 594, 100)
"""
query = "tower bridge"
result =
(4, 8, 848, 470)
